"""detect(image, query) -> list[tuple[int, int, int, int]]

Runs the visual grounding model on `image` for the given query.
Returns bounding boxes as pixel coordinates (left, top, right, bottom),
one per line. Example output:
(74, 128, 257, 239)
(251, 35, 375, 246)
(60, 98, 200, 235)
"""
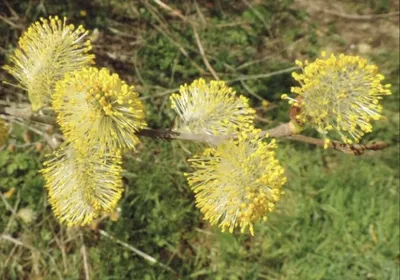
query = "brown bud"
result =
(24, 131, 32, 143)
(110, 210, 120, 222)
(289, 96, 304, 125)
(8, 144, 16, 152)
(46, 126, 55, 135)
(89, 219, 100, 231)
(35, 143, 43, 152)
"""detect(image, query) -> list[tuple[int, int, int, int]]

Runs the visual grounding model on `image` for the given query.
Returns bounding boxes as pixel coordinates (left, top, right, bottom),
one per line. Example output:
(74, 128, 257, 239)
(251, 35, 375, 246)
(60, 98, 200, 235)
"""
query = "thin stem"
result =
(80, 233, 90, 280)
(287, 135, 388, 155)
(99, 230, 175, 273)
(193, 27, 220, 80)
(227, 66, 299, 83)
(0, 104, 388, 154)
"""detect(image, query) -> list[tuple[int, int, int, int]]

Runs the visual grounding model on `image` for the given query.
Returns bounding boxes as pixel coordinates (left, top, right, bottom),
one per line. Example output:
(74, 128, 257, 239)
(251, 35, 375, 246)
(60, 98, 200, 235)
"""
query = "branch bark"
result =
(137, 123, 293, 145)
(287, 135, 388, 155)
(0, 104, 388, 155)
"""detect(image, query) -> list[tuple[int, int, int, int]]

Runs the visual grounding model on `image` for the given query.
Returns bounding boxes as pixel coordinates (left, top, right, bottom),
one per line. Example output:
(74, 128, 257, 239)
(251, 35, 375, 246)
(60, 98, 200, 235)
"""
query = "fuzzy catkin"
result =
(185, 130, 286, 235)
(283, 52, 391, 145)
(3, 16, 95, 111)
(53, 67, 147, 153)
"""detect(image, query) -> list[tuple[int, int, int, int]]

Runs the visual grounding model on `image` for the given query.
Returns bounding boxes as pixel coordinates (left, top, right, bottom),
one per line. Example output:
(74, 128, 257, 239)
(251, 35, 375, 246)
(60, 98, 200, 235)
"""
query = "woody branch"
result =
(0, 103, 388, 155)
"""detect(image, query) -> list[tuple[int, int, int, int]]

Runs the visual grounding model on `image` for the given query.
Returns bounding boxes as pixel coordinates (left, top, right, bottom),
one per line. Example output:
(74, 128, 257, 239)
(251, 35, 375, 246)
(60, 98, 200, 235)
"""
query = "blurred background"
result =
(0, 0, 399, 279)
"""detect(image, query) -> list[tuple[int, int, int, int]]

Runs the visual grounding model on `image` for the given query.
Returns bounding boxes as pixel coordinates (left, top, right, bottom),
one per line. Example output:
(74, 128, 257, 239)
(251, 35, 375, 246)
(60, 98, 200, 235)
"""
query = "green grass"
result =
(0, 0, 399, 279)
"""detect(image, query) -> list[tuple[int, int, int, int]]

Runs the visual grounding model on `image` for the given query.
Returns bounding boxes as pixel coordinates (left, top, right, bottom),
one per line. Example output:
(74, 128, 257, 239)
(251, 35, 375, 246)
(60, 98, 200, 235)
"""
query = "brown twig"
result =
(152, 0, 187, 22)
(137, 123, 294, 145)
(0, 104, 388, 154)
(80, 237, 90, 280)
(287, 135, 388, 155)
(0, 15, 24, 29)
(227, 66, 299, 83)
(262, 123, 294, 138)
(137, 128, 232, 145)
(0, 104, 293, 142)
(193, 27, 220, 80)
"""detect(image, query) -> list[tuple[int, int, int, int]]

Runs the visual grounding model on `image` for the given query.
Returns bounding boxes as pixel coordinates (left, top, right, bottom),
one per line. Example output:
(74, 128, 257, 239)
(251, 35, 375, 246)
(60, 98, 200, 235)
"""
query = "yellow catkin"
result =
(3, 16, 95, 111)
(283, 52, 392, 145)
(170, 78, 256, 136)
(40, 144, 123, 226)
(52, 67, 147, 153)
(185, 129, 286, 235)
